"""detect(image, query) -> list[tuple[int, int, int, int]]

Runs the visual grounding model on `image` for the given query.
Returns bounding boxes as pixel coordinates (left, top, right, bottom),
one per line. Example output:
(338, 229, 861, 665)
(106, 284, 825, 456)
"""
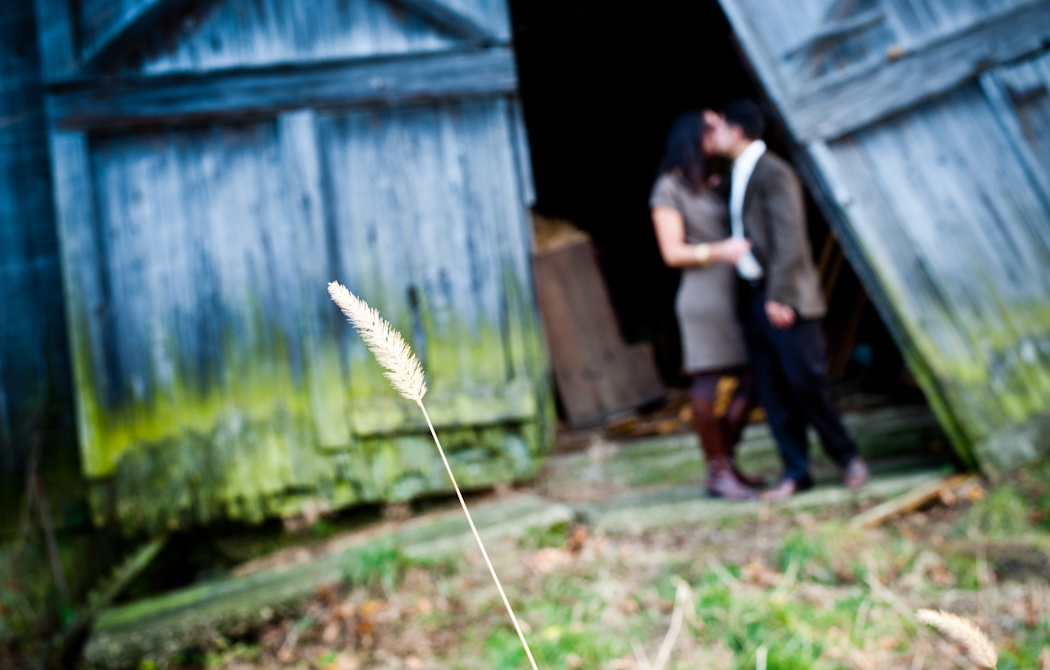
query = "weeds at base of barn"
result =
(127, 462, 1050, 670)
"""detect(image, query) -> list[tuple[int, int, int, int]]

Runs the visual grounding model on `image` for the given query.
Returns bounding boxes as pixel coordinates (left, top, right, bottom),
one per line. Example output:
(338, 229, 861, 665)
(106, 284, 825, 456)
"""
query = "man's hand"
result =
(765, 301, 796, 329)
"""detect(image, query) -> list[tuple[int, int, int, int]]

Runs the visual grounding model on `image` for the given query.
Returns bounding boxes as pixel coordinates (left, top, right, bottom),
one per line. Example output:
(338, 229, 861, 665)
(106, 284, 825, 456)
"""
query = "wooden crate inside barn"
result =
(532, 237, 664, 427)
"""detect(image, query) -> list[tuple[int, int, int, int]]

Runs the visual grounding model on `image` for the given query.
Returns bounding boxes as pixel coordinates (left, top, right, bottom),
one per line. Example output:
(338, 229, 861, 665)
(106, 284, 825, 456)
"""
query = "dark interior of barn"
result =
(508, 0, 921, 410)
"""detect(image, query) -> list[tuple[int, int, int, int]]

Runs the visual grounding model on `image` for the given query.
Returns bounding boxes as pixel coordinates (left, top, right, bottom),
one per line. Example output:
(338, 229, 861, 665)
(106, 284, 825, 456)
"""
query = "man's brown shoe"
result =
(760, 478, 799, 502)
(842, 457, 869, 490)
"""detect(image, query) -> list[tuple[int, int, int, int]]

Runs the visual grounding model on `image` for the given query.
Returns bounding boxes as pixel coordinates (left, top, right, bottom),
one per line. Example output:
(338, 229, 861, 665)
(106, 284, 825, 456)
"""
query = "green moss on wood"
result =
(64, 272, 554, 533)
(868, 263, 1050, 470)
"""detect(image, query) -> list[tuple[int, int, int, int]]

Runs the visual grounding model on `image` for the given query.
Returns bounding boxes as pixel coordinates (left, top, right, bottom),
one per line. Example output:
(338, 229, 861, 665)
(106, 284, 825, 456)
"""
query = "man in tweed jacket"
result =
(703, 100, 868, 501)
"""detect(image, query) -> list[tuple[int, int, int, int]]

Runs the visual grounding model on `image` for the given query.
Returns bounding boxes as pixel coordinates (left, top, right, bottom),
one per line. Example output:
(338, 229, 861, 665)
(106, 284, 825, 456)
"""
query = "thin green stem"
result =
(416, 400, 539, 670)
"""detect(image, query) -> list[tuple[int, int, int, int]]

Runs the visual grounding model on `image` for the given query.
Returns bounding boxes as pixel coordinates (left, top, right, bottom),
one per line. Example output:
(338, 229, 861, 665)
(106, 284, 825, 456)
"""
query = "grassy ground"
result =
(153, 463, 1050, 670)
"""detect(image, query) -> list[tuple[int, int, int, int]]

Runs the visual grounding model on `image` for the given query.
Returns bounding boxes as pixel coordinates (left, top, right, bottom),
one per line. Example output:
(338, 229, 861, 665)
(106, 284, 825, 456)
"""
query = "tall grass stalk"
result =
(328, 281, 540, 670)
(917, 609, 997, 669)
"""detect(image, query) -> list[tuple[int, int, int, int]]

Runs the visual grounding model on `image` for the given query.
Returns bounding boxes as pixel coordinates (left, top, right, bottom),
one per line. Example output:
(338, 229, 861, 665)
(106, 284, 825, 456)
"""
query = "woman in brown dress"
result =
(650, 111, 759, 500)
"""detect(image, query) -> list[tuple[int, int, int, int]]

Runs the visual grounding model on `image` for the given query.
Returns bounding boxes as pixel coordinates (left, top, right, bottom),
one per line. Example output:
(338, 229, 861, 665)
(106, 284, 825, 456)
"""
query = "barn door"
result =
(718, 0, 1050, 474)
(33, 0, 550, 531)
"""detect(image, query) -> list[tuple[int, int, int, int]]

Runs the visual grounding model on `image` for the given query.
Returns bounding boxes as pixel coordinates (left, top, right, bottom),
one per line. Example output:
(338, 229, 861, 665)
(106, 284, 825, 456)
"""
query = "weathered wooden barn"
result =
(3, 0, 1050, 539)
(3, 0, 551, 534)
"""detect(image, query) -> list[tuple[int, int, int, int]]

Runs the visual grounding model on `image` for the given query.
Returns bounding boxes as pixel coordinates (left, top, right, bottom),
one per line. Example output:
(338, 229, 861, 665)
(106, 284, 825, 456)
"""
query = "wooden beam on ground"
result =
(77, 0, 192, 74)
(791, 1, 1050, 141)
(48, 47, 518, 130)
(84, 495, 571, 668)
(848, 472, 976, 529)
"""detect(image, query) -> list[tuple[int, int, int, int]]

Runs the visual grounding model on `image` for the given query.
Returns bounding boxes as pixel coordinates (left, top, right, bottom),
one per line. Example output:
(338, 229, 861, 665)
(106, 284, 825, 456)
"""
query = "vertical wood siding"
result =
(983, 51, 1050, 195)
(317, 99, 539, 434)
(70, 97, 547, 530)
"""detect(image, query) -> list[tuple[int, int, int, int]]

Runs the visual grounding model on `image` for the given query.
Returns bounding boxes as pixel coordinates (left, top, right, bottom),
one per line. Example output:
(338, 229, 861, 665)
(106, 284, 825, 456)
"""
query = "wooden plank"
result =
(49, 47, 518, 130)
(532, 240, 664, 427)
(46, 131, 110, 475)
(32, 0, 77, 81)
(392, 0, 498, 42)
(506, 97, 536, 208)
(77, 0, 189, 74)
(848, 473, 975, 529)
(277, 110, 351, 449)
(790, 1, 1050, 141)
(980, 61, 1050, 206)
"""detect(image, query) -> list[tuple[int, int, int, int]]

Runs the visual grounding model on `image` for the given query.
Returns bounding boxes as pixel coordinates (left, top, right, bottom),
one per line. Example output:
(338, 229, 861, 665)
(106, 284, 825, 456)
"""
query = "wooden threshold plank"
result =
(848, 472, 976, 529)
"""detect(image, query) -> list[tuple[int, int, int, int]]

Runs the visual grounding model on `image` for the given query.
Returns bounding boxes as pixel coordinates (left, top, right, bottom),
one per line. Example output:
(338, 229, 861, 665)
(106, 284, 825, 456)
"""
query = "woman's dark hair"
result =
(658, 111, 706, 189)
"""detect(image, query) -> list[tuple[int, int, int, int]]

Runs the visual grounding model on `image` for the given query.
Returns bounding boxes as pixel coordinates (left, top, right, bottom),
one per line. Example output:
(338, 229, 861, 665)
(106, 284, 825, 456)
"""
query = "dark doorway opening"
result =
(509, 0, 919, 409)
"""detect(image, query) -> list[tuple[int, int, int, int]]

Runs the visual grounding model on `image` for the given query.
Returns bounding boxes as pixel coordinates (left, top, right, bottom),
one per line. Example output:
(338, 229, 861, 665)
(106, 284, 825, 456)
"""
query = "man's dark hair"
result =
(724, 99, 766, 140)
(657, 111, 706, 189)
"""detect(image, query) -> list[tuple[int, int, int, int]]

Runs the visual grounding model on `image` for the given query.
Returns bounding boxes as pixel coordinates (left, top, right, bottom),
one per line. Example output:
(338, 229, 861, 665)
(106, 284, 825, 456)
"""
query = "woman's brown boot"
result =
(722, 381, 766, 489)
(693, 399, 757, 500)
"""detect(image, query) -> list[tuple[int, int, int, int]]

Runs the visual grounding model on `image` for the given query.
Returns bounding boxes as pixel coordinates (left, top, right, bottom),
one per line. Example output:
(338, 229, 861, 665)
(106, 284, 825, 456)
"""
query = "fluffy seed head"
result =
(328, 281, 427, 402)
(917, 608, 997, 669)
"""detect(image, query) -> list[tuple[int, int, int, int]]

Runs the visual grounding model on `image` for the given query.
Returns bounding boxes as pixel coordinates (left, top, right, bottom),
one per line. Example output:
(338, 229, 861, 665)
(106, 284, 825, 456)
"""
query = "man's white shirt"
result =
(729, 139, 766, 281)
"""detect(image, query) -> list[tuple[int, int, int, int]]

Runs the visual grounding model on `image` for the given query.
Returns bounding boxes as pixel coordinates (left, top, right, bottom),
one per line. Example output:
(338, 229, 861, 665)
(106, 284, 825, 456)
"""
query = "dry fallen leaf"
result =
(332, 651, 361, 670)
(568, 524, 590, 552)
(335, 601, 356, 619)
(742, 560, 782, 588)
(322, 620, 341, 644)
(532, 547, 574, 573)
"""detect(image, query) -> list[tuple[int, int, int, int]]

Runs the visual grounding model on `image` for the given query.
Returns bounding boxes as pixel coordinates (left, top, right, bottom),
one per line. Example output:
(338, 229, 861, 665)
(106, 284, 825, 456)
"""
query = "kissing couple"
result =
(650, 99, 869, 501)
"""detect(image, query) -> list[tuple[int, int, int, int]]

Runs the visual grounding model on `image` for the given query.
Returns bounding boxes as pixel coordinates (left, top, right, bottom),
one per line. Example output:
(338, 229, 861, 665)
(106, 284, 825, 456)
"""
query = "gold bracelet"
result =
(694, 243, 712, 265)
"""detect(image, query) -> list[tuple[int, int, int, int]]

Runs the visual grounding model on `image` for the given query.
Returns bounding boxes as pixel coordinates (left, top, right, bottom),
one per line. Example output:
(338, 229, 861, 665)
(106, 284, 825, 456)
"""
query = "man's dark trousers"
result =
(740, 282, 858, 485)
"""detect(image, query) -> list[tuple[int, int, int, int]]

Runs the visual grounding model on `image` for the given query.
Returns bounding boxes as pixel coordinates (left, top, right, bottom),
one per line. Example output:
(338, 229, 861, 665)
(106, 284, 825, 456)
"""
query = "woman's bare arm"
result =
(651, 206, 751, 269)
